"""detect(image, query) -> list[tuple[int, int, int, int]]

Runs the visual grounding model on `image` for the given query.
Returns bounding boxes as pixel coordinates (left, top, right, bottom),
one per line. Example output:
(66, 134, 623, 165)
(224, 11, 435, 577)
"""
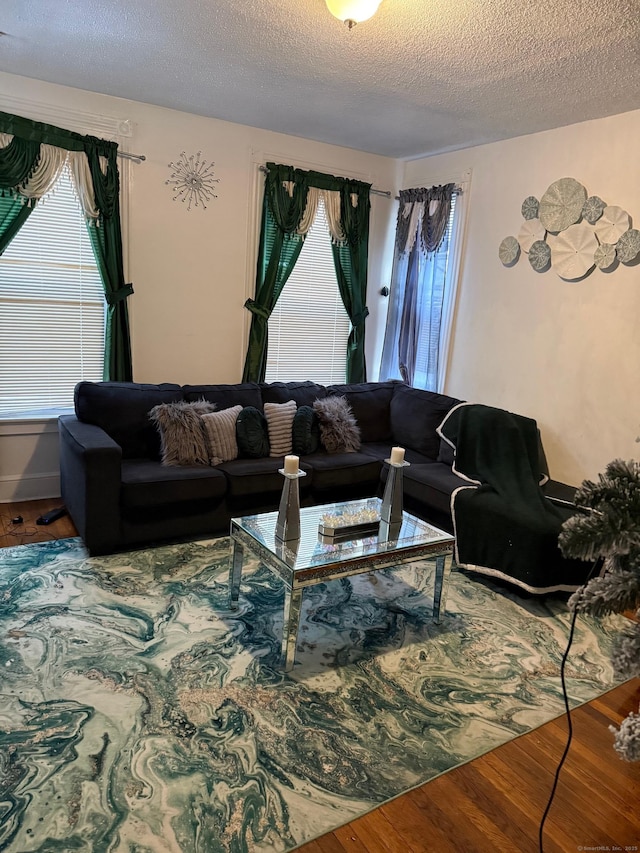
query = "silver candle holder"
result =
(275, 468, 306, 542)
(379, 458, 410, 541)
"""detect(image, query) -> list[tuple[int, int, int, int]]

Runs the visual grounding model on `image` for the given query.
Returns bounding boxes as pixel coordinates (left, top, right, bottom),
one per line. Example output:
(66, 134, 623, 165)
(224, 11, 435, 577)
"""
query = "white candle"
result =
(284, 454, 299, 475)
(390, 446, 405, 465)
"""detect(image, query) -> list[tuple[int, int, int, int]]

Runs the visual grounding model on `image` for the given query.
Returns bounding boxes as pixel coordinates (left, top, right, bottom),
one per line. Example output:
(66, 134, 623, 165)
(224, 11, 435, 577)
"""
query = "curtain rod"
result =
(258, 164, 390, 198)
(118, 150, 146, 162)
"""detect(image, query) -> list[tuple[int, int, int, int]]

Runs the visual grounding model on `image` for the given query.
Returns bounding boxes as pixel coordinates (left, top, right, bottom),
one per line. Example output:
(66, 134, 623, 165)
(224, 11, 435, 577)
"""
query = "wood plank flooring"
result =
(2, 499, 639, 852)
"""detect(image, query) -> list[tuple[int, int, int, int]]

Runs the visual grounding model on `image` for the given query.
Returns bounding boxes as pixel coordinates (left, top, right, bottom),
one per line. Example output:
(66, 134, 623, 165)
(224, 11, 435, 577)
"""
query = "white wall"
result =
(403, 109, 640, 486)
(0, 71, 397, 501)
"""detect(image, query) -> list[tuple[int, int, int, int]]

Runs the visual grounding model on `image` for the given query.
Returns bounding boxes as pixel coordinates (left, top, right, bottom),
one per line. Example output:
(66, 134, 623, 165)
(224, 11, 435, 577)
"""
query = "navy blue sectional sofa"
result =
(58, 379, 565, 557)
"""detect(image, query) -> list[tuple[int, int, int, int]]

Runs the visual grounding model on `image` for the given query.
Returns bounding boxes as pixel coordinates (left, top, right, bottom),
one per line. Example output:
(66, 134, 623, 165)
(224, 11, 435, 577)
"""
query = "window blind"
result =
(0, 164, 106, 417)
(265, 196, 351, 384)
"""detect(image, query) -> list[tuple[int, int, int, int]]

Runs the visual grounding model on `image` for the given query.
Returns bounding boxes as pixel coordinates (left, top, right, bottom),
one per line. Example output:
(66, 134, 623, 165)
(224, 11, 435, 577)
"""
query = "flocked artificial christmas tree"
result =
(558, 458, 640, 761)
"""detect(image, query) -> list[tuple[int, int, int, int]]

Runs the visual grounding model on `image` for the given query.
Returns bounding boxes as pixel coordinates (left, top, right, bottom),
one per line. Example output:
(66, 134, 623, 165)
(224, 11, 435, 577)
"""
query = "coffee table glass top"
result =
(231, 497, 452, 574)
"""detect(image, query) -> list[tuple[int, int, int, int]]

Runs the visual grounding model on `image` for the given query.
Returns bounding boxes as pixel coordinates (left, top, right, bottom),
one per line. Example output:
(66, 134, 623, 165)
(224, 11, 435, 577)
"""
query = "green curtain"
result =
(242, 162, 372, 383)
(0, 195, 33, 255)
(0, 111, 133, 381)
(242, 164, 309, 382)
(331, 181, 371, 382)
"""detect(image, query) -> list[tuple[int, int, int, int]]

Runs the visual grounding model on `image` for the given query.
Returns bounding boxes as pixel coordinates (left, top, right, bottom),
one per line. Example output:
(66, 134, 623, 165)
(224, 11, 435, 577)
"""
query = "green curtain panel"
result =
(0, 111, 133, 381)
(242, 162, 371, 383)
(242, 164, 308, 382)
(331, 181, 371, 382)
(0, 195, 33, 255)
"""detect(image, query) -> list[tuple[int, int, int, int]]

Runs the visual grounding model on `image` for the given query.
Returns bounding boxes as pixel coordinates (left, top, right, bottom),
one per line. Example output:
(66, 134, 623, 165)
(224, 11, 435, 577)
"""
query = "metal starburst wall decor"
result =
(165, 151, 220, 211)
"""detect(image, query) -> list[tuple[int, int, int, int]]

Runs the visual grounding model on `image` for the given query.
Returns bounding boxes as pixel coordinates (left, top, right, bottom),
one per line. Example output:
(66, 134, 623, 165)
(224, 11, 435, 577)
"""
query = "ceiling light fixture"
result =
(325, 0, 382, 29)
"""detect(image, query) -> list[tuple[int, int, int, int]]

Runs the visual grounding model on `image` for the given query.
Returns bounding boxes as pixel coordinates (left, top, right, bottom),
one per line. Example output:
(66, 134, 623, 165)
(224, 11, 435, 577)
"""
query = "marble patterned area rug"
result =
(0, 537, 624, 853)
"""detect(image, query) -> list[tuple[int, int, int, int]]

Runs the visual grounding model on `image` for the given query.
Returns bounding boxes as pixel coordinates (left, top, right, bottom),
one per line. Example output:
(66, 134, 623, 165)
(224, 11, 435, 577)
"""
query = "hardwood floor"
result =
(2, 499, 639, 852)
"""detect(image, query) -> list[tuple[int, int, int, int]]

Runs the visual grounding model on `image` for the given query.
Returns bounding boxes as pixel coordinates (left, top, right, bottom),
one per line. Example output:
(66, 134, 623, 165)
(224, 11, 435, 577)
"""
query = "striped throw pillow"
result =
(264, 400, 297, 457)
(201, 405, 242, 465)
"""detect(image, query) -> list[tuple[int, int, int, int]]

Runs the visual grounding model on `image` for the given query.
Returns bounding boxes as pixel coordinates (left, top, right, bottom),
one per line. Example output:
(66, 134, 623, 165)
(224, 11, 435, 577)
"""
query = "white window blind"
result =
(265, 196, 351, 384)
(0, 164, 106, 417)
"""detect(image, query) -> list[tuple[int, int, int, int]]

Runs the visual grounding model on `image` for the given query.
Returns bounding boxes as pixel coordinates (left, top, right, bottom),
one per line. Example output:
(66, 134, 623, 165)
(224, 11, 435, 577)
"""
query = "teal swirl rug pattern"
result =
(0, 537, 624, 852)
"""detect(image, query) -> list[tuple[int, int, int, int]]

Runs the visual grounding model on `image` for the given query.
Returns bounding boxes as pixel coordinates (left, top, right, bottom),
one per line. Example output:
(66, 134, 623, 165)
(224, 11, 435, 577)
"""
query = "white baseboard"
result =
(0, 472, 61, 503)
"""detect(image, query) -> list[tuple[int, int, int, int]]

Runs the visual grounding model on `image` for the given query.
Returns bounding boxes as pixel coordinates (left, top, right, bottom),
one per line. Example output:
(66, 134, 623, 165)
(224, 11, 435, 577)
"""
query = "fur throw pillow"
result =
(149, 399, 216, 466)
(313, 396, 361, 453)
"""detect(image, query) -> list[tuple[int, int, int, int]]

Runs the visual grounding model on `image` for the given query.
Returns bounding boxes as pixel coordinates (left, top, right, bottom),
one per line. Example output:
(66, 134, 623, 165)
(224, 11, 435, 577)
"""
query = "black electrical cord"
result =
(538, 558, 601, 853)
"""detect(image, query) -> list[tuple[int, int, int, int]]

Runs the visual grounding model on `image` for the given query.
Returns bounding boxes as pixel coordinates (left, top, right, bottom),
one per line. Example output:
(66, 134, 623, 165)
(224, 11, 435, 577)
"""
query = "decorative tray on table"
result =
(318, 507, 381, 543)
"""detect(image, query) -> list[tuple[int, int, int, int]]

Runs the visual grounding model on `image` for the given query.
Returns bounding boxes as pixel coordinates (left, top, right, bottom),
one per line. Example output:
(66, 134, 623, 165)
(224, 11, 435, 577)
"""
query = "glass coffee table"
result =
(228, 498, 455, 671)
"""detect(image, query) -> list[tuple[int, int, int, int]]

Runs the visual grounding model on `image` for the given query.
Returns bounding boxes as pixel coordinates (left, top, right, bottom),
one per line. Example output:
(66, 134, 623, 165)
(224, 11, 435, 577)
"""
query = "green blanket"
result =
(438, 403, 592, 593)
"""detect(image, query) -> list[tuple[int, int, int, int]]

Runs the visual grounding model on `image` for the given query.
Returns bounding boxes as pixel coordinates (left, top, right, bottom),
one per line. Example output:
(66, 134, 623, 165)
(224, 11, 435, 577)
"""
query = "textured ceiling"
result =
(1, 0, 639, 159)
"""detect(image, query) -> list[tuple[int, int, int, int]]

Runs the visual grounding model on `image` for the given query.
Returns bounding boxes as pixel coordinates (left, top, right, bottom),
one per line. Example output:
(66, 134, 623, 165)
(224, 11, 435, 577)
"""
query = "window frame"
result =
(0, 95, 133, 423)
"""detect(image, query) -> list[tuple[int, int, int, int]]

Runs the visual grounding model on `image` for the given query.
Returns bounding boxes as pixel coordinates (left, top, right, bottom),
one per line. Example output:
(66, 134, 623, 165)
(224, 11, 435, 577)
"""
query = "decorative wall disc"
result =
(517, 218, 545, 252)
(528, 240, 551, 271)
(594, 243, 616, 270)
(499, 236, 520, 265)
(165, 151, 220, 210)
(616, 228, 640, 263)
(521, 196, 539, 220)
(582, 196, 606, 224)
(538, 177, 587, 232)
(595, 205, 630, 243)
(550, 222, 598, 280)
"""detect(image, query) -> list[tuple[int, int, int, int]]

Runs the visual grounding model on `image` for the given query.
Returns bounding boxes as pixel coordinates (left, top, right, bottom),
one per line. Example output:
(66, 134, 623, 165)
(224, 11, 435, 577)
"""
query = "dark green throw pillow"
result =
(236, 407, 270, 458)
(292, 405, 321, 455)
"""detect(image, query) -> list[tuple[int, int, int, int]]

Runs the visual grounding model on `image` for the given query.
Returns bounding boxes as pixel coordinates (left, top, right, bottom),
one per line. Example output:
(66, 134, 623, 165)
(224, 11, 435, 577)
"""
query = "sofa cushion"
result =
(218, 456, 313, 499)
(149, 400, 215, 466)
(327, 382, 396, 443)
(182, 383, 263, 410)
(437, 437, 456, 466)
(292, 405, 321, 455)
(202, 405, 242, 465)
(313, 396, 361, 453)
(120, 459, 227, 509)
(302, 451, 381, 494)
(389, 384, 461, 459)
(260, 381, 328, 407)
(264, 400, 297, 456)
(75, 381, 184, 459)
(236, 407, 270, 458)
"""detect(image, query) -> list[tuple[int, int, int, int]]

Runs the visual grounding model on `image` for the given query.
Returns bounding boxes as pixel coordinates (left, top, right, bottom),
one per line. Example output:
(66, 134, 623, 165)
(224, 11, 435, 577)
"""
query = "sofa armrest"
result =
(58, 414, 123, 555)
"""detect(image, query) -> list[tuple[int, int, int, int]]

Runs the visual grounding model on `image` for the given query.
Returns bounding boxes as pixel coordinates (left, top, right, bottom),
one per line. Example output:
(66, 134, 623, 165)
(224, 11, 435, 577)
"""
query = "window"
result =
(379, 186, 463, 393)
(265, 196, 351, 384)
(412, 193, 457, 390)
(0, 164, 106, 417)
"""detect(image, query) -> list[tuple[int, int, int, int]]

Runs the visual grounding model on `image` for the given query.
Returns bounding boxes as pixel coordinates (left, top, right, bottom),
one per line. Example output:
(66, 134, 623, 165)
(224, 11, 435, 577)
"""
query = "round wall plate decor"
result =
(595, 205, 630, 243)
(582, 196, 606, 224)
(550, 222, 598, 279)
(594, 243, 616, 270)
(538, 178, 587, 232)
(528, 240, 551, 271)
(517, 218, 545, 252)
(521, 196, 539, 220)
(616, 228, 640, 263)
(499, 236, 520, 265)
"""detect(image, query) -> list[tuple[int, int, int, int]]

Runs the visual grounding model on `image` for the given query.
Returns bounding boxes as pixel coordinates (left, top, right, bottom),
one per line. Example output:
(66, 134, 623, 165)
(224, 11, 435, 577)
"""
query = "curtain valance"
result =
(264, 162, 371, 247)
(0, 111, 117, 223)
(395, 183, 456, 256)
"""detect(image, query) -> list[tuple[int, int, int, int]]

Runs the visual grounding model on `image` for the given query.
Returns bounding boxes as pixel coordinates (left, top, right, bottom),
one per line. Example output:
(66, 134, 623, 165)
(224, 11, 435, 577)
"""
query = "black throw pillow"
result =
(292, 405, 321, 455)
(236, 406, 270, 458)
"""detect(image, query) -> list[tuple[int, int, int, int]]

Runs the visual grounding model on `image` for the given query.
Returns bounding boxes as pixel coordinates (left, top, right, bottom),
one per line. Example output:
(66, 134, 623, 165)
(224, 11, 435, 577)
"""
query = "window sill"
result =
(0, 409, 73, 435)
